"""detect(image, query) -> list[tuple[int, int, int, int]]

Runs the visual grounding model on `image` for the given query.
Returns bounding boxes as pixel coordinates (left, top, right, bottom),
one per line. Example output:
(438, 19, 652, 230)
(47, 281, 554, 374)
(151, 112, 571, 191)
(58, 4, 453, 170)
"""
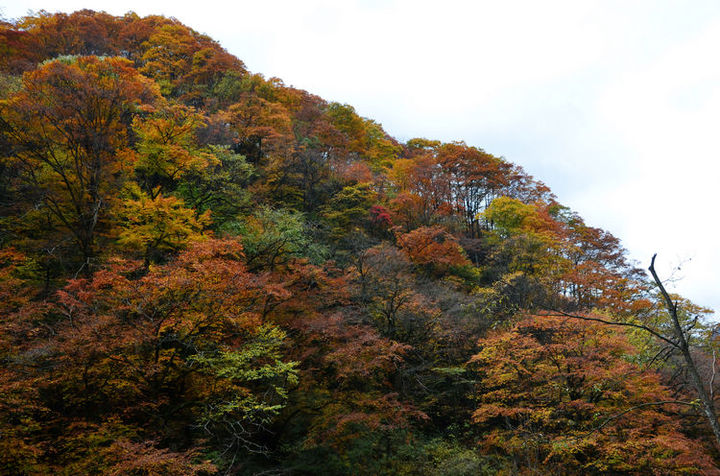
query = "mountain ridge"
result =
(0, 9, 717, 474)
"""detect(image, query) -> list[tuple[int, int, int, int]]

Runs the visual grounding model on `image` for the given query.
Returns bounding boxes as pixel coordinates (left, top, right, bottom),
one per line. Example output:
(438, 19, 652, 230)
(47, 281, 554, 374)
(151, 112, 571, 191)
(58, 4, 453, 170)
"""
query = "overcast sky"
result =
(4, 0, 720, 316)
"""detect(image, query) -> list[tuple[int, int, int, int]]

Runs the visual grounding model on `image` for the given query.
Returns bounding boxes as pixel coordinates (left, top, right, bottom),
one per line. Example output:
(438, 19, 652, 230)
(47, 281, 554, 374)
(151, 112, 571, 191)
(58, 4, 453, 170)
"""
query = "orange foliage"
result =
(1, 56, 159, 262)
(1, 10, 718, 474)
(397, 226, 471, 275)
(470, 314, 717, 474)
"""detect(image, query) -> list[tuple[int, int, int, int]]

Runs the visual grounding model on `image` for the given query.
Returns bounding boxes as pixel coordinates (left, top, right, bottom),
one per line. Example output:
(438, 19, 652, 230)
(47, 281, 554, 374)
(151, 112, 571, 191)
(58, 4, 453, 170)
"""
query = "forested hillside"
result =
(1, 10, 719, 475)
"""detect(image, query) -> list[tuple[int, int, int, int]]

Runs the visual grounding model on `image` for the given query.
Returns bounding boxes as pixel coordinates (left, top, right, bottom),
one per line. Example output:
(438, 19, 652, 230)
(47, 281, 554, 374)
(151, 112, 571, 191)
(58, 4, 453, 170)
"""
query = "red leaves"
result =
(396, 226, 470, 275)
(39, 238, 287, 402)
(321, 318, 410, 383)
(369, 205, 393, 228)
(0, 238, 307, 470)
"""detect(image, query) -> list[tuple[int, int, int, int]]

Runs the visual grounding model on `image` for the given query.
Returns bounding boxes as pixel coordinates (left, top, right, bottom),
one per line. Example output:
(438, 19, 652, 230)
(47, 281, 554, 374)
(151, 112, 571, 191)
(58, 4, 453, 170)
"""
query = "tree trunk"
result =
(649, 254, 720, 449)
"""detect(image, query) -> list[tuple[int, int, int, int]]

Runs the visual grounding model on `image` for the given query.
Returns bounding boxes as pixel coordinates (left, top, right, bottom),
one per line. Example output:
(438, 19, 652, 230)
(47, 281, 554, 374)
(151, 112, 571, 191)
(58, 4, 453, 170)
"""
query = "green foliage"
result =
(132, 104, 215, 197)
(286, 434, 503, 476)
(175, 145, 254, 226)
(321, 183, 377, 239)
(483, 196, 546, 238)
(0, 73, 21, 98)
(396, 438, 506, 475)
(189, 324, 298, 429)
(226, 207, 328, 270)
(212, 69, 245, 104)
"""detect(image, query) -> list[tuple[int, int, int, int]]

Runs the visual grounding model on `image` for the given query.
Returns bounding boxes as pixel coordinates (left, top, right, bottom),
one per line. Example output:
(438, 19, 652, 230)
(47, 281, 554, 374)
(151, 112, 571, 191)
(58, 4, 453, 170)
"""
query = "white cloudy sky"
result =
(4, 0, 720, 315)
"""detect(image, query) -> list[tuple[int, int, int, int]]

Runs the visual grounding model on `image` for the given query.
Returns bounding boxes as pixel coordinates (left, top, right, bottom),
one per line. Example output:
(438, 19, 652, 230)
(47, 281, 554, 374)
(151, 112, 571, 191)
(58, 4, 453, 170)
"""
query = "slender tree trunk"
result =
(649, 254, 720, 449)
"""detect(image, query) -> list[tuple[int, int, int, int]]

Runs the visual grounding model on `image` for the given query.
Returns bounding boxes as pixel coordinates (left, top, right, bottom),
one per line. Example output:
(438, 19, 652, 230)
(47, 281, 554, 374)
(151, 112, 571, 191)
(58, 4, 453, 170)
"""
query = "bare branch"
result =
(545, 309, 678, 348)
(711, 350, 717, 402)
(650, 254, 682, 335)
(646, 345, 675, 369)
(583, 400, 697, 438)
(684, 315, 700, 335)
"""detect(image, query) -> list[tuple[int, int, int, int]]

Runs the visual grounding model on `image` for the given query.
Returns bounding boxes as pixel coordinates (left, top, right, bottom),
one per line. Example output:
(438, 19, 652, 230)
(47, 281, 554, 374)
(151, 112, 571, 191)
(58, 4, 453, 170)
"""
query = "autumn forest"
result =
(1, 10, 719, 475)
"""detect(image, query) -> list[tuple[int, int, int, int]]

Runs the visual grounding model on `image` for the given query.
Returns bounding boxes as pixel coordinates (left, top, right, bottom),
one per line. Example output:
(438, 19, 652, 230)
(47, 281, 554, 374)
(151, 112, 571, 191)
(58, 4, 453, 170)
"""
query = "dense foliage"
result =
(1, 10, 719, 475)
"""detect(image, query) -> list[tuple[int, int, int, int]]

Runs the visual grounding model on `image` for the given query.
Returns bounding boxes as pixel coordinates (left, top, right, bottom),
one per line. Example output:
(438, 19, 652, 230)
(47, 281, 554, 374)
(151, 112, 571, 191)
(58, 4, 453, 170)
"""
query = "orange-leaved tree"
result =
(469, 314, 715, 474)
(0, 56, 159, 267)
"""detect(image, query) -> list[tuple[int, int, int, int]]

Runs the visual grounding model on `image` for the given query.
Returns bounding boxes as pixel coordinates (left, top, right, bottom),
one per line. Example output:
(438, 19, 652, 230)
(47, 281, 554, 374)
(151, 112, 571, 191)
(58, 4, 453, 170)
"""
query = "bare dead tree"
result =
(648, 254, 720, 448)
(543, 254, 720, 449)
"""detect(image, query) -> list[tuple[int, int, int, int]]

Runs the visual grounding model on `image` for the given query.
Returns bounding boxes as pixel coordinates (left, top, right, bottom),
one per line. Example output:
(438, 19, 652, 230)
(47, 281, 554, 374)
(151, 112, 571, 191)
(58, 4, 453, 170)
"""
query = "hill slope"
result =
(0, 10, 718, 474)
